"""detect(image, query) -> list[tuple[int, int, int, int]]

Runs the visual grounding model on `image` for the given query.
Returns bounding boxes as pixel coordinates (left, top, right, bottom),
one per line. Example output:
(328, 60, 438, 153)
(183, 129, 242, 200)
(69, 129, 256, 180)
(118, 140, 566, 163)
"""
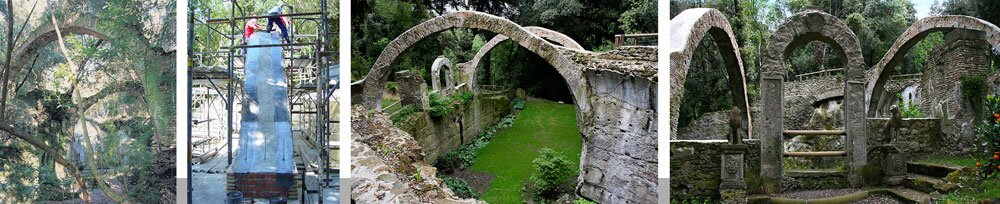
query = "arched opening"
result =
(758, 10, 868, 188)
(354, 11, 659, 203)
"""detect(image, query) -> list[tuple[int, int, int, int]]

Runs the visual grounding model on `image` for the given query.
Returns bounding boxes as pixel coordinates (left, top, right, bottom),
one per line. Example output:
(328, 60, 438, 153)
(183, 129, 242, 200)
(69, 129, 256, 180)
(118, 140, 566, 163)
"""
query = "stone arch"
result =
(359, 11, 583, 110)
(460, 26, 584, 88)
(12, 6, 108, 76)
(865, 15, 1000, 116)
(667, 8, 752, 140)
(431, 56, 454, 92)
(758, 10, 868, 186)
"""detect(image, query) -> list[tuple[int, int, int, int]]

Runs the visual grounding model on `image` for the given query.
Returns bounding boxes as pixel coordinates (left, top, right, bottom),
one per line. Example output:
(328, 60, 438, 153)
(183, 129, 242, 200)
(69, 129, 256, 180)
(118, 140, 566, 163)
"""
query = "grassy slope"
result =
(472, 100, 583, 203)
(916, 156, 1000, 202)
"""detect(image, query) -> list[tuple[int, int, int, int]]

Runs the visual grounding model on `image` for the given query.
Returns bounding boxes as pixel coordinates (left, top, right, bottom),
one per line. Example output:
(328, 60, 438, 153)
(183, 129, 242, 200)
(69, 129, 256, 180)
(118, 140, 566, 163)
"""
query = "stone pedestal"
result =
(395, 70, 430, 111)
(720, 144, 747, 204)
(881, 145, 907, 186)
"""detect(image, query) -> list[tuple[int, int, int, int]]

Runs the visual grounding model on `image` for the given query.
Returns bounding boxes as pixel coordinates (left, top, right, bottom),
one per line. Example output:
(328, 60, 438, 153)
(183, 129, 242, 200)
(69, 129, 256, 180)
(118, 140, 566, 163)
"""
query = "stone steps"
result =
(904, 174, 958, 194)
(907, 162, 963, 178)
(887, 188, 933, 204)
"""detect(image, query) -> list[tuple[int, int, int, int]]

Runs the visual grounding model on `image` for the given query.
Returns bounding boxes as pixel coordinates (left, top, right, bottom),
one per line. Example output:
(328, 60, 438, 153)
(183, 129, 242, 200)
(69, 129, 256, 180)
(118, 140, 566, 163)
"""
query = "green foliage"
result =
(390, 105, 418, 125)
(470, 101, 581, 202)
(897, 94, 925, 118)
(513, 99, 525, 110)
(745, 168, 777, 195)
(435, 113, 517, 172)
(975, 95, 1000, 180)
(860, 164, 883, 186)
(443, 177, 478, 199)
(573, 198, 597, 204)
(619, 0, 657, 34)
(453, 91, 474, 105)
(428, 92, 454, 118)
(529, 148, 575, 200)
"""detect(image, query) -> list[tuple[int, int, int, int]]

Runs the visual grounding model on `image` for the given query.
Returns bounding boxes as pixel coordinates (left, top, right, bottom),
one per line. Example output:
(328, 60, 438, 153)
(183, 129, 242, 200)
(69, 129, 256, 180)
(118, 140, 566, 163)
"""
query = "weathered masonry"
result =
(354, 11, 658, 203)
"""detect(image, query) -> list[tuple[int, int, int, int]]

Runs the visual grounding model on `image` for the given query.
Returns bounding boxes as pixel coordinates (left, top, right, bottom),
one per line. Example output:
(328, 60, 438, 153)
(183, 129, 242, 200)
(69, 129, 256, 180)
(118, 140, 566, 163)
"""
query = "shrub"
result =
(529, 148, 574, 199)
(454, 91, 474, 105)
(429, 92, 454, 117)
(975, 95, 1000, 179)
(745, 168, 776, 195)
(443, 177, 478, 199)
(897, 94, 925, 118)
(390, 105, 418, 125)
(513, 99, 525, 110)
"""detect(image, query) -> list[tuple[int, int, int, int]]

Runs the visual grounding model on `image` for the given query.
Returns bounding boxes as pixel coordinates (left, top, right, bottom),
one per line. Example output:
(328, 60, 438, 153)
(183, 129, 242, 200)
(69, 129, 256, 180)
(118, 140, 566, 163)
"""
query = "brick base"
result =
(227, 172, 294, 198)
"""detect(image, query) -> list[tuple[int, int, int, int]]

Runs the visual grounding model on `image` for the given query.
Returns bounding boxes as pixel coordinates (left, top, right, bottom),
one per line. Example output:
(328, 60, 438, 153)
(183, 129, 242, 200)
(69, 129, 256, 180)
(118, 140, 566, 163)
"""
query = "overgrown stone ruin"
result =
(352, 11, 658, 203)
(670, 7, 1000, 202)
(351, 106, 484, 203)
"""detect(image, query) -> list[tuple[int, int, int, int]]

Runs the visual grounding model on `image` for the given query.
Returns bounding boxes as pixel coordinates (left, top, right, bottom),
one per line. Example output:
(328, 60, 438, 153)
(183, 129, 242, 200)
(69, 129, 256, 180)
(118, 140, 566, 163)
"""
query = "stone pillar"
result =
(229, 32, 295, 199)
(881, 145, 907, 185)
(720, 144, 747, 204)
(760, 76, 784, 182)
(845, 81, 868, 187)
(395, 70, 430, 111)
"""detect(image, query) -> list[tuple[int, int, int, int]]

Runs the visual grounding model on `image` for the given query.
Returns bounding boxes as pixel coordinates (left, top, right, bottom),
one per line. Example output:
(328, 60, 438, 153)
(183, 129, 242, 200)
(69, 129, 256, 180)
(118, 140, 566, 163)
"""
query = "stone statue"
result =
(729, 106, 743, 144)
(884, 105, 902, 144)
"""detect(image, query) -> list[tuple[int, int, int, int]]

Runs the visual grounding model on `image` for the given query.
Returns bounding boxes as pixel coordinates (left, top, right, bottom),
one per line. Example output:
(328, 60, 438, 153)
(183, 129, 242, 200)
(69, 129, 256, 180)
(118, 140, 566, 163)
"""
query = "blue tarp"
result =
(232, 32, 294, 174)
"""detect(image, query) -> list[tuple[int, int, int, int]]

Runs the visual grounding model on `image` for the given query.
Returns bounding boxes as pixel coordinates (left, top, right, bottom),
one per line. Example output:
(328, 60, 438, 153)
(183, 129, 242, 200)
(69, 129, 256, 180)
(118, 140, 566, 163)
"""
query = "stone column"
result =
(760, 76, 784, 182)
(395, 70, 430, 111)
(720, 144, 748, 204)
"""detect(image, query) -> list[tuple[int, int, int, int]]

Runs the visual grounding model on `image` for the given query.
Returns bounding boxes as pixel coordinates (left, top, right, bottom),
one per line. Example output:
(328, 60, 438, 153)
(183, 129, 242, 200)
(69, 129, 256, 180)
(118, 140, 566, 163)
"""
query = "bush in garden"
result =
(529, 148, 574, 200)
(975, 95, 1000, 179)
(443, 177, 478, 199)
(429, 92, 454, 117)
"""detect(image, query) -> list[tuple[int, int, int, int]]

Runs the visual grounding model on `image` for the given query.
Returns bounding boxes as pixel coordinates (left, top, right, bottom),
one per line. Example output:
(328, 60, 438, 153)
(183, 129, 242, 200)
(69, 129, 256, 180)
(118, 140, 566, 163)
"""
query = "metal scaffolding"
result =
(187, 0, 338, 202)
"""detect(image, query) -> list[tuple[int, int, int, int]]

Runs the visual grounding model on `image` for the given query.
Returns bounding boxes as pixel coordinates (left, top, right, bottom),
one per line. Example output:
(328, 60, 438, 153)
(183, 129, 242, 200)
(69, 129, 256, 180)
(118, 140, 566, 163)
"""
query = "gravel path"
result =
(850, 195, 904, 204)
(777, 188, 862, 199)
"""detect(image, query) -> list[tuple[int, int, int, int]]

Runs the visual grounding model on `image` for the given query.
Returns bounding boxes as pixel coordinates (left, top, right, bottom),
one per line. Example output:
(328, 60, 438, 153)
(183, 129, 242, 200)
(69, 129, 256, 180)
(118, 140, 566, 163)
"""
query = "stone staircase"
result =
(889, 162, 963, 203)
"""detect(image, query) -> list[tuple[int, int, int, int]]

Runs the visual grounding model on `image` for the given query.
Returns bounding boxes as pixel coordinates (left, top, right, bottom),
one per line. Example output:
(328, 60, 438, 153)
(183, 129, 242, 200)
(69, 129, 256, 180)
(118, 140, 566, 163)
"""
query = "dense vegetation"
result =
(190, 0, 340, 71)
(0, 0, 175, 202)
(351, 0, 655, 102)
(672, 0, 1000, 127)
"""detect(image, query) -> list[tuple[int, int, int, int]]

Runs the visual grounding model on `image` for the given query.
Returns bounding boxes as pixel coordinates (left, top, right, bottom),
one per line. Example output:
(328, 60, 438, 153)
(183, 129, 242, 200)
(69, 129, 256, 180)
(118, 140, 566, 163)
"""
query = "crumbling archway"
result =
(359, 11, 584, 110)
(865, 15, 1000, 116)
(356, 11, 657, 203)
(668, 8, 753, 139)
(430, 56, 454, 93)
(459, 26, 585, 89)
(759, 10, 868, 186)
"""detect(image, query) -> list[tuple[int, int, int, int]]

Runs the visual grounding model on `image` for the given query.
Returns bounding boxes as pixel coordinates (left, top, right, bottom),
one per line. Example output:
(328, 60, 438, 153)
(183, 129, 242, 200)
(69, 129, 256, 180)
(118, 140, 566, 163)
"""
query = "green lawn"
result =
(471, 100, 583, 203)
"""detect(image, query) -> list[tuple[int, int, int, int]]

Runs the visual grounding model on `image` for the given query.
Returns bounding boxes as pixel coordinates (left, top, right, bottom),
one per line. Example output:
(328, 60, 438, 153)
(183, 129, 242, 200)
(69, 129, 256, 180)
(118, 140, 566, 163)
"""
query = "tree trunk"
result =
(0, 123, 91, 202)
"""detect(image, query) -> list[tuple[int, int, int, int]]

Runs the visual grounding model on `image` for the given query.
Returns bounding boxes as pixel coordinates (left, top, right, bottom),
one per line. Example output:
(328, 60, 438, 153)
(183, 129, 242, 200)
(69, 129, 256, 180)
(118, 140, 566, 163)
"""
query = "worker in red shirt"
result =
(243, 19, 259, 44)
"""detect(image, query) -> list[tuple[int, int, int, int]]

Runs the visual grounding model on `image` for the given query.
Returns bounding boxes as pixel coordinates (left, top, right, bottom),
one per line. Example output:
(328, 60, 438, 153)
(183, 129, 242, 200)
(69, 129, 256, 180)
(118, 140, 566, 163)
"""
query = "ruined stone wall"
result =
(866, 118, 950, 155)
(918, 34, 990, 154)
(669, 140, 761, 200)
(567, 46, 658, 203)
(396, 90, 513, 164)
(351, 106, 484, 204)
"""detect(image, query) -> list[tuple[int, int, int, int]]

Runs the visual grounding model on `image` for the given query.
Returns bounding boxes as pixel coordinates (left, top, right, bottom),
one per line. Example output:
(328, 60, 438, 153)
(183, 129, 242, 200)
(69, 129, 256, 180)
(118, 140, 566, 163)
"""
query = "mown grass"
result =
(471, 100, 582, 203)
(915, 155, 980, 167)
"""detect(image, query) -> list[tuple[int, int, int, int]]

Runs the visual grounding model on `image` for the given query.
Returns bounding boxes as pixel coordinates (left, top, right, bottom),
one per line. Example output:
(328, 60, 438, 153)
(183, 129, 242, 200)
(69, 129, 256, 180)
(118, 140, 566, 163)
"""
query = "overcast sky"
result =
(911, 0, 936, 19)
